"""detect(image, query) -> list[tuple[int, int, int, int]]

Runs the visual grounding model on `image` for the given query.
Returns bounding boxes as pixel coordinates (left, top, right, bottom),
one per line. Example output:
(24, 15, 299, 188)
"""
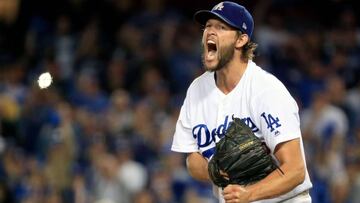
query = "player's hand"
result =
(223, 184, 251, 203)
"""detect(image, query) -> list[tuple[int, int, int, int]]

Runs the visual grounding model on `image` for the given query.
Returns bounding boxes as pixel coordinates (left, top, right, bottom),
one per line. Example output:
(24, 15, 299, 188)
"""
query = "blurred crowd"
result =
(0, 0, 359, 203)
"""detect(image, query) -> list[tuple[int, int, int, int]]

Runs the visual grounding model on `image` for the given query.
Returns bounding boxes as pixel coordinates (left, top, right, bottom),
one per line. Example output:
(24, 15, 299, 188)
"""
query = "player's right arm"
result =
(171, 85, 213, 182)
(171, 92, 209, 180)
(186, 152, 211, 182)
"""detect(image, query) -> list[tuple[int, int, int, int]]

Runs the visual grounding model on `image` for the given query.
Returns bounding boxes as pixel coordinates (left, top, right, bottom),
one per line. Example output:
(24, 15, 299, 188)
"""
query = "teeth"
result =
(207, 40, 216, 45)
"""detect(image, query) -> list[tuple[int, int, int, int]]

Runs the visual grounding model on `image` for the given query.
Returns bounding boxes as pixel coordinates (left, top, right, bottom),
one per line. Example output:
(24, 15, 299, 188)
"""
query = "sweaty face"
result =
(201, 19, 238, 72)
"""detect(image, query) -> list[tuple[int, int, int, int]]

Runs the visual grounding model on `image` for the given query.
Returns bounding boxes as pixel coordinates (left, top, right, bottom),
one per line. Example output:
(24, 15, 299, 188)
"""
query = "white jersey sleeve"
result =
(171, 93, 198, 153)
(251, 87, 301, 153)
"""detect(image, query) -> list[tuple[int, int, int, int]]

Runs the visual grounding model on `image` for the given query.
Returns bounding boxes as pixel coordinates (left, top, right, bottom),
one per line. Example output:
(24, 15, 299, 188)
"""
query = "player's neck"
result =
(215, 59, 248, 94)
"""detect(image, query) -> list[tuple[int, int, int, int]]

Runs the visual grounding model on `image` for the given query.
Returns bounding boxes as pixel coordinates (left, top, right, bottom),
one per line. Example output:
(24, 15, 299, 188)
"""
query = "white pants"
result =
(280, 190, 311, 203)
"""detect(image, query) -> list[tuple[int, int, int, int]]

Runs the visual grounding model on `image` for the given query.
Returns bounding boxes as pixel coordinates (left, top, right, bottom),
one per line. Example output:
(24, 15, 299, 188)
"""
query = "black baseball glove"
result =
(208, 116, 282, 187)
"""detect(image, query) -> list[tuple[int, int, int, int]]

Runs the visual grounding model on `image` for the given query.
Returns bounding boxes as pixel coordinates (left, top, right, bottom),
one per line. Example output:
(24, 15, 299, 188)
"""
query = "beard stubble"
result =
(202, 42, 236, 72)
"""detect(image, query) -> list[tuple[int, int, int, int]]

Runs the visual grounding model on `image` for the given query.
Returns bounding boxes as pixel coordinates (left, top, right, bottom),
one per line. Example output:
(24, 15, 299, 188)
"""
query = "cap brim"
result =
(193, 10, 240, 30)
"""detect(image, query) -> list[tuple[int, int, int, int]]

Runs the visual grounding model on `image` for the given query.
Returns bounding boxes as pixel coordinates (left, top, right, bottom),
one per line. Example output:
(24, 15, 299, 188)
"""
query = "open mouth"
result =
(207, 40, 217, 52)
(206, 40, 217, 60)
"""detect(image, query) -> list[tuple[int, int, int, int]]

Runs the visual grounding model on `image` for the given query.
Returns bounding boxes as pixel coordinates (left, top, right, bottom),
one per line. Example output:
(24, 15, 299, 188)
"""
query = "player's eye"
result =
(220, 25, 227, 30)
(212, 24, 227, 31)
(203, 23, 228, 31)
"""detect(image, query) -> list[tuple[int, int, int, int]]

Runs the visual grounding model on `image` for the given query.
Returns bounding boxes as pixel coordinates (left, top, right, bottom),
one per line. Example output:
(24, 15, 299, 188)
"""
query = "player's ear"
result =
(235, 32, 249, 49)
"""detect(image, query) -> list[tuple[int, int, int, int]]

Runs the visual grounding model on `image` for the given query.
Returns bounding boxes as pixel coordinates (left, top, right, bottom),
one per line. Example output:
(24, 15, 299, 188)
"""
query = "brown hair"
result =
(241, 41, 257, 61)
(237, 31, 257, 61)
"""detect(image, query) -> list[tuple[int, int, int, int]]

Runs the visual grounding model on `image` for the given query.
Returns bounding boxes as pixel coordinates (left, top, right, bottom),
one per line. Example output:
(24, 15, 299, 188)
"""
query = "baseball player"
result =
(171, 1, 313, 203)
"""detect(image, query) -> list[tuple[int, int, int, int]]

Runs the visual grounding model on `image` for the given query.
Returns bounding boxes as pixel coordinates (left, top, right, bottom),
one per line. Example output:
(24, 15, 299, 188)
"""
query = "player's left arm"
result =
(223, 138, 305, 202)
(224, 85, 307, 202)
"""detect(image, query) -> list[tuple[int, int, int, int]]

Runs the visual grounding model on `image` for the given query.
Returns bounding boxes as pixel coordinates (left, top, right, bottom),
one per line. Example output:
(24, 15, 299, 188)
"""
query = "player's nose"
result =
(205, 28, 216, 39)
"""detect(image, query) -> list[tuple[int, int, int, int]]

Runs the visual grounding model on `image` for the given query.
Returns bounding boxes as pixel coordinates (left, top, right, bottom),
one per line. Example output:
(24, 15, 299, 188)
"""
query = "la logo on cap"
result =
(213, 2, 224, 11)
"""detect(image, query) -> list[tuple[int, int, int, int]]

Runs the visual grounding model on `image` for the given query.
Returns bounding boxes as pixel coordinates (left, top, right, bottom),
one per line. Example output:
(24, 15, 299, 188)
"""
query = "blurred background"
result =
(0, 0, 359, 202)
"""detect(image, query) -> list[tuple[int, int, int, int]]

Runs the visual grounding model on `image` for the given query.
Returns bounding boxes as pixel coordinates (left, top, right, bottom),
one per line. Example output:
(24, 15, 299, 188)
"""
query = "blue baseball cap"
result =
(194, 1, 254, 37)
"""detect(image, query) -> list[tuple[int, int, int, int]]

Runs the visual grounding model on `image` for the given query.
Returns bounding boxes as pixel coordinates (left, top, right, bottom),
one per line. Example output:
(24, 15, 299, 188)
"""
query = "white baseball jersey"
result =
(171, 60, 312, 202)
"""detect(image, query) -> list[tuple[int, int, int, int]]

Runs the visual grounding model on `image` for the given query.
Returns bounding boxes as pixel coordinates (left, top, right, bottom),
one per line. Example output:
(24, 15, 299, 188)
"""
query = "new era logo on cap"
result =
(242, 22, 247, 30)
(194, 1, 254, 37)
